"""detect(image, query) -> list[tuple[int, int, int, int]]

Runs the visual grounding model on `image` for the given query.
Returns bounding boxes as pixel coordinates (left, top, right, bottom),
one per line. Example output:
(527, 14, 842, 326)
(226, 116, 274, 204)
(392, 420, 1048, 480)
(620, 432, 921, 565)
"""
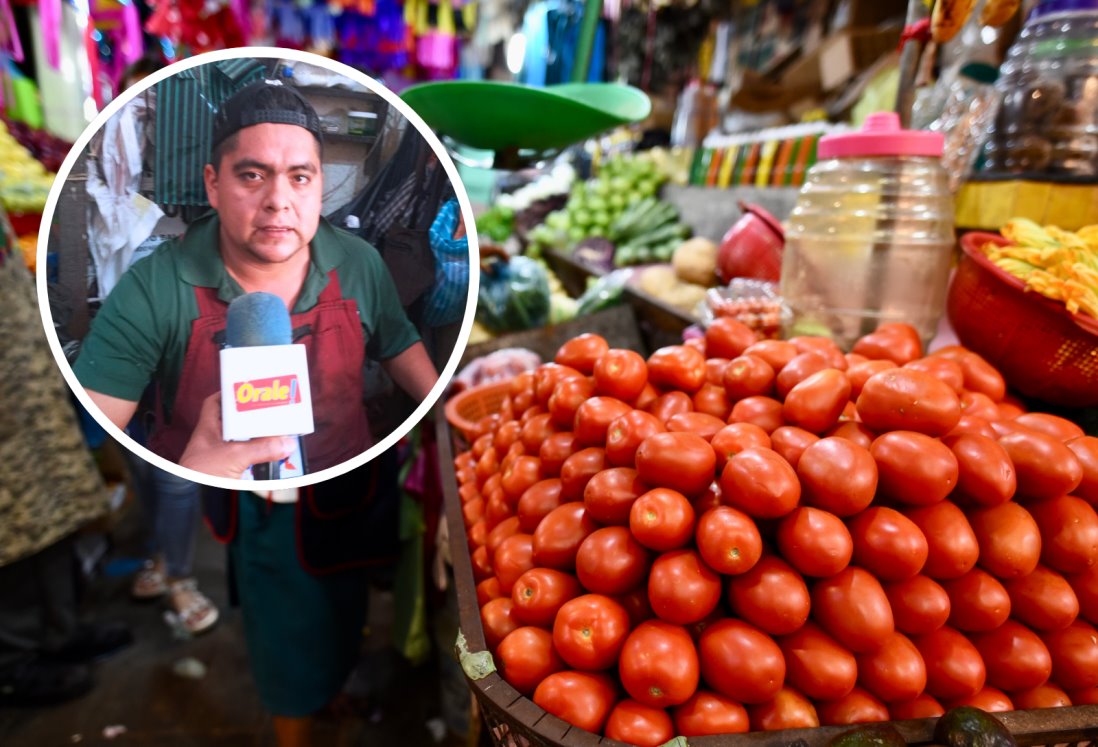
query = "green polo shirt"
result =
(74, 212, 420, 422)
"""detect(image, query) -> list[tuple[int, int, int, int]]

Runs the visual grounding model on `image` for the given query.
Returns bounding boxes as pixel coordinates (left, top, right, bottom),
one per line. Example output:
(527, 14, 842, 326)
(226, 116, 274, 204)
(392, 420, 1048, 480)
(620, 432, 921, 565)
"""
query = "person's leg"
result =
(153, 467, 219, 634)
(125, 449, 168, 599)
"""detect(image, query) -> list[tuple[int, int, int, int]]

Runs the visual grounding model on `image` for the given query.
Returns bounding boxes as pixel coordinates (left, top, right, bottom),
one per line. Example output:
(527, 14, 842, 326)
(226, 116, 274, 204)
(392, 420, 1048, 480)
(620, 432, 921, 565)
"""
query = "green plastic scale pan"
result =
(401, 80, 651, 160)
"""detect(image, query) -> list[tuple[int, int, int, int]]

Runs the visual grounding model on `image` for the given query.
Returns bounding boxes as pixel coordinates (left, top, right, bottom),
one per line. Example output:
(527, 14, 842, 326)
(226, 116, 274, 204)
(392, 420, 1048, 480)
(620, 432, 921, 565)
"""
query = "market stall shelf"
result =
(435, 408, 1098, 747)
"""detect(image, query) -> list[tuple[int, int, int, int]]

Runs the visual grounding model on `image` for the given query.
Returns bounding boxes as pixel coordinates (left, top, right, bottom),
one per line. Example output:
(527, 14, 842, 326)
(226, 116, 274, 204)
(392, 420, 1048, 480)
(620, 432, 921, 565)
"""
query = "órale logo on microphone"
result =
(233, 375, 302, 412)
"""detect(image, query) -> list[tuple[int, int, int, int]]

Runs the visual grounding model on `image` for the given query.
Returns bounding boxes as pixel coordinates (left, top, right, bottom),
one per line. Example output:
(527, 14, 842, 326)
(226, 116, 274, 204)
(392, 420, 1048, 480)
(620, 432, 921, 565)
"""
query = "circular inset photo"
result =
(38, 48, 478, 490)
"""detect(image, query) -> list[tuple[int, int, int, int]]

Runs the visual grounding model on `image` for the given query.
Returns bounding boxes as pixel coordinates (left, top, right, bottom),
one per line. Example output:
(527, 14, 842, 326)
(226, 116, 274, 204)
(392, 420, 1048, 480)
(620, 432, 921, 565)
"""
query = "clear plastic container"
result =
(780, 112, 955, 350)
(980, 0, 1098, 177)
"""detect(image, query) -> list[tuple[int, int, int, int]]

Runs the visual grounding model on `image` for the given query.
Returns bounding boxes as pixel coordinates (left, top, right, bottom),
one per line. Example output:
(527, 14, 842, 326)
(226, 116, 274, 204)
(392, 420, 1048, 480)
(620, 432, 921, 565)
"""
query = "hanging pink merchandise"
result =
(38, 0, 59, 68)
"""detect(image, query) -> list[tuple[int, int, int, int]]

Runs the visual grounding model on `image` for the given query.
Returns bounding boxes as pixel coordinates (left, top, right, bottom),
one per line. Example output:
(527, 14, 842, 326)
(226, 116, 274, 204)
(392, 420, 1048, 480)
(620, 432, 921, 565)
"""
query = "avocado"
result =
(826, 723, 907, 747)
(934, 706, 1018, 747)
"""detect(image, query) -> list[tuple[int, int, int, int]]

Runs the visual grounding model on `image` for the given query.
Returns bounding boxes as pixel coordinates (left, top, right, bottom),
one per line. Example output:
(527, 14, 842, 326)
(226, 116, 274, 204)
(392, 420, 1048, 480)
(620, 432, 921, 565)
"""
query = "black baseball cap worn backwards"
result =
(210, 79, 323, 161)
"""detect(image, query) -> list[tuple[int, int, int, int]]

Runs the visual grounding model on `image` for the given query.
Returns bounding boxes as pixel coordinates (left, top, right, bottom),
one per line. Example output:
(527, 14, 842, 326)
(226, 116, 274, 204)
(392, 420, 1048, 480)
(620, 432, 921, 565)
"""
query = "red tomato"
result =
(476, 577, 503, 607)
(706, 358, 730, 386)
(870, 431, 959, 506)
(748, 687, 820, 731)
(593, 348, 648, 402)
(812, 566, 895, 653)
(711, 423, 772, 472)
(797, 438, 878, 517)
(856, 369, 962, 437)
(649, 550, 723, 625)
(559, 447, 607, 502)
(941, 568, 1012, 632)
(484, 489, 511, 532)
(848, 507, 929, 581)
(516, 479, 565, 533)
(476, 448, 500, 488)
(782, 369, 852, 434)
(904, 501, 980, 580)
(947, 415, 999, 441)
(825, 421, 877, 450)
(533, 670, 617, 733)
(1068, 687, 1098, 704)
(944, 687, 1014, 712)
(496, 626, 565, 695)
(494, 533, 536, 595)
(552, 593, 632, 671)
(693, 384, 733, 421)
(853, 323, 923, 365)
(604, 699, 675, 747)
(481, 597, 520, 651)
(583, 467, 648, 526)
(1070, 563, 1098, 625)
(468, 518, 488, 549)
(775, 352, 832, 399)
(629, 488, 696, 552)
(615, 586, 655, 628)
(914, 625, 987, 700)
(968, 502, 1041, 579)
(486, 514, 521, 556)
(618, 620, 700, 707)
(511, 568, 582, 628)
(817, 686, 890, 725)
(743, 340, 799, 372)
(547, 377, 596, 430)
(471, 545, 493, 582)
(789, 335, 848, 370)
(847, 359, 900, 400)
(770, 426, 821, 469)
(998, 431, 1084, 501)
(634, 383, 660, 411)
(889, 693, 944, 719)
(673, 690, 750, 736)
(728, 555, 811, 636)
(520, 413, 559, 453)
(539, 432, 578, 478)
(777, 622, 858, 701)
(648, 345, 707, 393)
(1028, 495, 1098, 574)
(1011, 683, 1072, 709)
(1067, 436, 1098, 506)
(1014, 413, 1085, 442)
(776, 506, 854, 578)
(705, 317, 758, 359)
(1046, 620, 1098, 689)
(573, 397, 633, 448)
(1005, 565, 1080, 631)
(856, 631, 927, 703)
(532, 503, 598, 571)
(555, 333, 610, 375)
(575, 526, 651, 595)
(491, 421, 520, 459)
(698, 618, 786, 703)
(970, 619, 1052, 693)
(605, 410, 665, 468)
(946, 433, 1017, 507)
(930, 348, 1006, 402)
(462, 497, 485, 527)
(667, 411, 727, 442)
(720, 447, 801, 519)
(692, 482, 724, 515)
(535, 363, 584, 405)
(960, 390, 1002, 421)
(695, 506, 763, 575)
(729, 396, 785, 434)
(884, 575, 951, 636)
(998, 395, 1027, 418)
(723, 354, 776, 401)
(635, 432, 717, 498)
(647, 390, 695, 425)
(904, 356, 965, 394)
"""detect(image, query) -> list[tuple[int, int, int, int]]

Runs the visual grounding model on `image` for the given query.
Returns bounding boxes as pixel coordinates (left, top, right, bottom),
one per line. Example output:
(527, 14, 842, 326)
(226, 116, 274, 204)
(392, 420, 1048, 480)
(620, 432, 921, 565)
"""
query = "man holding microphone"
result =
(73, 78, 440, 745)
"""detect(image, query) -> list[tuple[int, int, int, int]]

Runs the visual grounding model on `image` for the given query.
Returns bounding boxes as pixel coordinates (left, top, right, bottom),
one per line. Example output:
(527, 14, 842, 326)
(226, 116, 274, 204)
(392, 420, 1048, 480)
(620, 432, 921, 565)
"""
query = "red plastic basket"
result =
(948, 232, 1098, 406)
(444, 380, 512, 441)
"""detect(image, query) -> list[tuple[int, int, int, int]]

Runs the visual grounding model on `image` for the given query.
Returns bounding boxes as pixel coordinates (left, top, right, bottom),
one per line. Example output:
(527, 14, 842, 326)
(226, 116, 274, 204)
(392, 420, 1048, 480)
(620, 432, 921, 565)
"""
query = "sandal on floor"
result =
(131, 560, 167, 600)
(167, 579, 219, 636)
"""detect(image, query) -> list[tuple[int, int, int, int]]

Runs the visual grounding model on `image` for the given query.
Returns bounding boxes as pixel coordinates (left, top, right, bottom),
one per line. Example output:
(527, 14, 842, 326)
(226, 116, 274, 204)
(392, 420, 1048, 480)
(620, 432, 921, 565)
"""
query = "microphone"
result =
(220, 293, 314, 480)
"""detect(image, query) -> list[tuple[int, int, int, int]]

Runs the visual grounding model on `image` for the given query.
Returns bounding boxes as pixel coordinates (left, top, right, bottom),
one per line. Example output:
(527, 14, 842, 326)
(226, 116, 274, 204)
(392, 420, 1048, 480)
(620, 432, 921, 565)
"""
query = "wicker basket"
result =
(445, 380, 513, 442)
(436, 410, 1098, 747)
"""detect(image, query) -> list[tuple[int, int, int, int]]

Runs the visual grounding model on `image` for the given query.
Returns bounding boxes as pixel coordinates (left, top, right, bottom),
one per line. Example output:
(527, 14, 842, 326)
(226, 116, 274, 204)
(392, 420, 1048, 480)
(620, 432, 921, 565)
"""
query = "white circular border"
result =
(36, 46, 481, 492)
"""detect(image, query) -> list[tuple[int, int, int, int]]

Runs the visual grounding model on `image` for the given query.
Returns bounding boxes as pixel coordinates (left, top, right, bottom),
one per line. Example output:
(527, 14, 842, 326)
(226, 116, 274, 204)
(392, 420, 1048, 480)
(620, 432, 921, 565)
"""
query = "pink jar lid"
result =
(818, 112, 944, 159)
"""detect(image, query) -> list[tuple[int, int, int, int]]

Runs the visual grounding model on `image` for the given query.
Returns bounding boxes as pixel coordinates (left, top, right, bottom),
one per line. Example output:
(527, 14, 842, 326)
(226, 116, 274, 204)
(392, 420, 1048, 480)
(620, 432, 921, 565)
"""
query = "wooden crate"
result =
(436, 410, 1098, 747)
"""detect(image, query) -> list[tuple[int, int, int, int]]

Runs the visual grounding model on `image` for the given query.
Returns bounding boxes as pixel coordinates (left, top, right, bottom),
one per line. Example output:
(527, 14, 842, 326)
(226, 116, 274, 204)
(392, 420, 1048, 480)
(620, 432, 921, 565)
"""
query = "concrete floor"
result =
(0, 496, 472, 747)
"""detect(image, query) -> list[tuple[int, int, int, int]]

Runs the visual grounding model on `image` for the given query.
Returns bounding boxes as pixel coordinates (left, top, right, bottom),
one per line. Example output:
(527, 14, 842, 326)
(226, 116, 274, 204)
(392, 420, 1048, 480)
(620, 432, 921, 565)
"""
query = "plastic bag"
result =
(697, 278, 784, 338)
(476, 255, 550, 333)
(422, 199, 471, 327)
(575, 269, 631, 316)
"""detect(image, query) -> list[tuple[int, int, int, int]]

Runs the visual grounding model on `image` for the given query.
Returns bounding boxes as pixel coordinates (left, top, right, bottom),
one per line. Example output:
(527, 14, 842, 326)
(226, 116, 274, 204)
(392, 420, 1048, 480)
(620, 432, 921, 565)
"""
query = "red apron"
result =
(148, 270, 372, 472)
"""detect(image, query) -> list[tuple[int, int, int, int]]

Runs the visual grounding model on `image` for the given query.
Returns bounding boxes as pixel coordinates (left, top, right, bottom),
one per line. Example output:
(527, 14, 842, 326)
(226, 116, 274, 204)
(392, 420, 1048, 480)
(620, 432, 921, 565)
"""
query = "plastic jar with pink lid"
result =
(780, 112, 955, 350)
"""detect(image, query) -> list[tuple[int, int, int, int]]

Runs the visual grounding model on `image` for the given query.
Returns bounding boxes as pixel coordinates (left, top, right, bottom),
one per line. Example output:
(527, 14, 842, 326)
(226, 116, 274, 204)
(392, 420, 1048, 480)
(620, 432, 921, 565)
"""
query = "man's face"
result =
(203, 123, 323, 267)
